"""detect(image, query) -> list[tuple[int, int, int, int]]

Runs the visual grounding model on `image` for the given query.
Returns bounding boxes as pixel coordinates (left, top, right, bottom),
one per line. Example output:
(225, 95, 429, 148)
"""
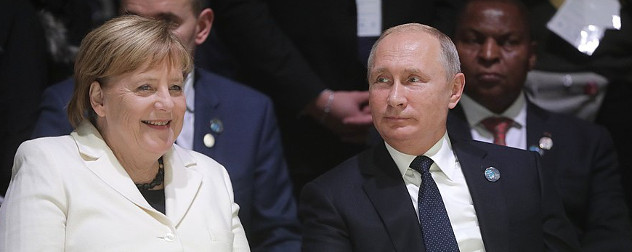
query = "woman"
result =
(0, 15, 250, 251)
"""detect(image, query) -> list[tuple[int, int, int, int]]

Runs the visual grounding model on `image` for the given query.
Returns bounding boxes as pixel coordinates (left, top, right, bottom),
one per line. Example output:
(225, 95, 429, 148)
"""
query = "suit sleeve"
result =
(248, 99, 301, 252)
(213, 162, 251, 252)
(0, 141, 67, 251)
(580, 127, 632, 251)
(31, 82, 74, 138)
(299, 180, 353, 252)
(536, 151, 582, 252)
(209, 0, 326, 115)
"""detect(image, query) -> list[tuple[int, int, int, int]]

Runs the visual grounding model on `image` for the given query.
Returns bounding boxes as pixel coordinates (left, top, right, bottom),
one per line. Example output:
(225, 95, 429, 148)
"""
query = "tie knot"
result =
(409, 155, 434, 174)
(480, 116, 514, 146)
(480, 116, 514, 135)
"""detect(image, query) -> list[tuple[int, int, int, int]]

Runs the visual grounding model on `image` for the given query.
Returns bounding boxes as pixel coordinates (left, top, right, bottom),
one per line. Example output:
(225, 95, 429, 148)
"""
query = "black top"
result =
(140, 189, 166, 215)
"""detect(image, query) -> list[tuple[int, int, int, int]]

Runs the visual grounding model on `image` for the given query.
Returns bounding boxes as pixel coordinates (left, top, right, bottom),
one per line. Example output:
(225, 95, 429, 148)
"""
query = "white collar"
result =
(385, 132, 458, 181)
(459, 92, 526, 129)
(184, 70, 195, 113)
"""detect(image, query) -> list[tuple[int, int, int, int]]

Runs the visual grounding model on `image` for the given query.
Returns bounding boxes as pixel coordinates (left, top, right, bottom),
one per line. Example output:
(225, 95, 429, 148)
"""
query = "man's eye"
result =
(408, 76, 421, 82)
(376, 77, 390, 83)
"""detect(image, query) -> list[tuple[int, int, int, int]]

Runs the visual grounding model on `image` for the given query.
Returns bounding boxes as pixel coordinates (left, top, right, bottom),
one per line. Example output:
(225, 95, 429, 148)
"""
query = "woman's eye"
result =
(137, 85, 152, 91)
(169, 85, 183, 91)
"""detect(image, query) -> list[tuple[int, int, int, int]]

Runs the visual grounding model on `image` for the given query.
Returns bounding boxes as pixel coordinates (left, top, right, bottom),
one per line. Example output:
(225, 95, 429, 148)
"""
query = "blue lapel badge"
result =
(484, 167, 500, 182)
(210, 118, 223, 134)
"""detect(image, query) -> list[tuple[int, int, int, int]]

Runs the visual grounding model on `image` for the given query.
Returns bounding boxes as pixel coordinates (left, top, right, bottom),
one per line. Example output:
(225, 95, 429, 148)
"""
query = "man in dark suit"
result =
(30, 0, 300, 251)
(255, 0, 465, 196)
(299, 23, 579, 251)
(447, 0, 632, 250)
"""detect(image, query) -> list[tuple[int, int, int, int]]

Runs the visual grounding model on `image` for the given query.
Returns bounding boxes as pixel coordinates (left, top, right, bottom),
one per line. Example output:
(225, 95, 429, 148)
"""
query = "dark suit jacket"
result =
(447, 101, 632, 251)
(299, 139, 580, 252)
(0, 0, 48, 196)
(31, 68, 301, 252)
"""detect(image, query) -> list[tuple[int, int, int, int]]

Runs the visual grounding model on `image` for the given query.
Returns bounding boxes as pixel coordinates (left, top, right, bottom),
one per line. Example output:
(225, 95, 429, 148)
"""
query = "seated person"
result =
(448, 0, 632, 250)
(0, 15, 249, 251)
(30, 0, 300, 251)
(299, 22, 580, 251)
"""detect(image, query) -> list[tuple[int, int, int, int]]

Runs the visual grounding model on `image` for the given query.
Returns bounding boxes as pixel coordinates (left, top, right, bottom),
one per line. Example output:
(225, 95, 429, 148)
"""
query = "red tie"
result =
(480, 117, 514, 146)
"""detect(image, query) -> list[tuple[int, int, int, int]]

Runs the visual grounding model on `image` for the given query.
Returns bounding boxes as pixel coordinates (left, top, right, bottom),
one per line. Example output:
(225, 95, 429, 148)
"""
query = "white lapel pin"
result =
(203, 133, 215, 148)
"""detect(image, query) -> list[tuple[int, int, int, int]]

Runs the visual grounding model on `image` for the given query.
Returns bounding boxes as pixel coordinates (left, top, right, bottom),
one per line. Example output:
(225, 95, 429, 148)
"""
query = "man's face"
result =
(369, 31, 463, 155)
(122, 0, 200, 54)
(454, 1, 535, 113)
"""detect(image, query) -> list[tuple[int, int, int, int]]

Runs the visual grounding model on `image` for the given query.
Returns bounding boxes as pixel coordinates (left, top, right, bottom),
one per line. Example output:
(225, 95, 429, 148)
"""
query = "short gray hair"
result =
(367, 23, 461, 81)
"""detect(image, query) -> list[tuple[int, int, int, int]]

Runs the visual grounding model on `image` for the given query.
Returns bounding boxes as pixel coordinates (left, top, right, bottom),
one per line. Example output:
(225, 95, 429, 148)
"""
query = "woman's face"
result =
(91, 61, 186, 158)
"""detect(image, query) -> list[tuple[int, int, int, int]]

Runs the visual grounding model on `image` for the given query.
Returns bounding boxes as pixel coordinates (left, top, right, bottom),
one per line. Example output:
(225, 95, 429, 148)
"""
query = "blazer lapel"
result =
(453, 140, 510, 252)
(164, 145, 202, 227)
(361, 143, 425, 251)
(192, 69, 220, 155)
(525, 101, 552, 156)
(71, 121, 155, 212)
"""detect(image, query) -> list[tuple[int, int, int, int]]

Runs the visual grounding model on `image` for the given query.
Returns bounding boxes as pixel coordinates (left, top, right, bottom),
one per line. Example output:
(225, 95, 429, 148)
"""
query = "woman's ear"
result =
(89, 81, 106, 117)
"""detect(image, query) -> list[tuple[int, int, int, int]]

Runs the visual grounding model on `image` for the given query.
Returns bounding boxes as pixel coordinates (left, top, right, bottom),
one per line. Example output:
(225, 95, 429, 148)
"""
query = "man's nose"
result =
(387, 82, 407, 108)
(479, 38, 500, 62)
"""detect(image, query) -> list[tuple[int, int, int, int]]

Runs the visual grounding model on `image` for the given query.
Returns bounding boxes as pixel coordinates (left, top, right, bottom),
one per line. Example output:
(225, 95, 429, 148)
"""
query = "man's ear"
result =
(90, 81, 106, 117)
(194, 8, 213, 45)
(448, 73, 465, 109)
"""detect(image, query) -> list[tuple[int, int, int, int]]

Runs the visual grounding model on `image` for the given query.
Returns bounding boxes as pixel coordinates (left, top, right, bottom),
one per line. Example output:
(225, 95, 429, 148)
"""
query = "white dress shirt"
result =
(176, 70, 195, 150)
(459, 93, 528, 150)
(385, 132, 485, 252)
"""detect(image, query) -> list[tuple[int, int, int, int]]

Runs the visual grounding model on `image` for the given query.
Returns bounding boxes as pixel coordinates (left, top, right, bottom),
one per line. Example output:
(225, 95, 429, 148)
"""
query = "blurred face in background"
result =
(121, 0, 212, 54)
(454, 0, 535, 113)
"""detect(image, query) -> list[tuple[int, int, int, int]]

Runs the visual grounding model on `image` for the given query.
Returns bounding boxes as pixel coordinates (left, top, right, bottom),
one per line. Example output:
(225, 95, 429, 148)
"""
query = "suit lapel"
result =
(525, 101, 551, 155)
(453, 140, 510, 252)
(361, 143, 424, 251)
(163, 146, 202, 227)
(192, 69, 220, 156)
(71, 121, 155, 212)
(447, 105, 474, 142)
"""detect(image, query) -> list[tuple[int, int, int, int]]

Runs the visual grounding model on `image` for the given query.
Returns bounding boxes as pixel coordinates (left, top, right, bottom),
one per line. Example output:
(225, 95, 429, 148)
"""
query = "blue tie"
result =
(410, 156, 460, 252)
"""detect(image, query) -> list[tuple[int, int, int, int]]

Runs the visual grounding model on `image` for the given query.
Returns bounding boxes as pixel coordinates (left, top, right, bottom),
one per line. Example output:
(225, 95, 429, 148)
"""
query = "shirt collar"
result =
(385, 132, 459, 181)
(459, 91, 527, 129)
(184, 70, 195, 112)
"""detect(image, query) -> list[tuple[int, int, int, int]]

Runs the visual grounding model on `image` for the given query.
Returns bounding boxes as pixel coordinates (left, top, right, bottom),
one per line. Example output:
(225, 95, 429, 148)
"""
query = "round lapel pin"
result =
(210, 118, 223, 134)
(539, 136, 553, 150)
(484, 167, 500, 182)
(203, 133, 215, 148)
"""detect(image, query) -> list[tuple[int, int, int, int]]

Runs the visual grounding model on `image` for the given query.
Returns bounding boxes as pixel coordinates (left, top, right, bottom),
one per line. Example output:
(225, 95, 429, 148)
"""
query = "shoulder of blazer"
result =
(195, 68, 273, 106)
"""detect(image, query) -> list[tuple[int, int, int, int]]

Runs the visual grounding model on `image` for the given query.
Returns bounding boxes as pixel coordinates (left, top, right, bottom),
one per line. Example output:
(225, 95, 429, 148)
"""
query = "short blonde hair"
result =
(68, 15, 193, 128)
(367, 23, 461, 81)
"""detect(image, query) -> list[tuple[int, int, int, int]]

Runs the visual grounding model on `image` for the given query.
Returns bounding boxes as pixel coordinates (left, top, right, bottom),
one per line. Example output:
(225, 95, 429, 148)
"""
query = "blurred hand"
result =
(306, 90, 373, 144)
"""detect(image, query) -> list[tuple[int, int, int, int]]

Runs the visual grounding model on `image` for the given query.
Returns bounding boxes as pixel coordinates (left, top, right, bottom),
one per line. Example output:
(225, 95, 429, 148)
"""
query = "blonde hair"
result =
(68, 15, 193, 128)
(367, 23, 461, 81)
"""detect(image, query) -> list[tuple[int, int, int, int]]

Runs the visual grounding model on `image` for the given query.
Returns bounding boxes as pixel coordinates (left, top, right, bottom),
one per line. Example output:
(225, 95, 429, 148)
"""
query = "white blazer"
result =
(0, 121, 250, 251)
